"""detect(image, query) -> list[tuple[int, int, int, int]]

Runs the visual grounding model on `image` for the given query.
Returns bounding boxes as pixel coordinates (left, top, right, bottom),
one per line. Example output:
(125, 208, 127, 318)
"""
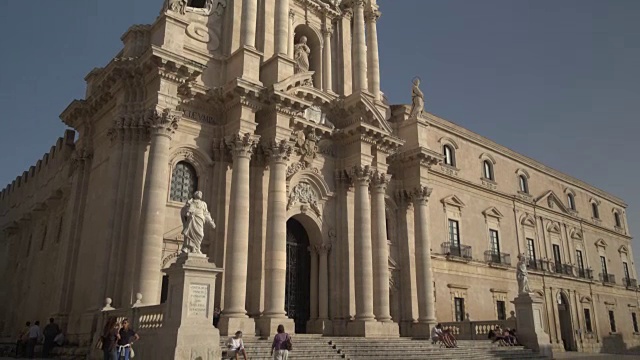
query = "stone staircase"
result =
(221, 335, 550, 360)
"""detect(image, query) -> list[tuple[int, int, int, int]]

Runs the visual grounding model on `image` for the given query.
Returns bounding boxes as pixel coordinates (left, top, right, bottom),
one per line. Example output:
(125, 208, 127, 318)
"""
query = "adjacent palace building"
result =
(0, 0, 637, 355)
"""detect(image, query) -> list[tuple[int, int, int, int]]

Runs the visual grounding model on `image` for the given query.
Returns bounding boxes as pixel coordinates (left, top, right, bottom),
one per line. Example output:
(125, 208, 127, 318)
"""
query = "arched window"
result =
(483, 160, 494, 181)
(518, 175, 528, 194)
(591, 202, 600, 219)
(567, 193, 576, 210)
(614, 212, 622, 227)
(170, 161, 198, 203)
(443, 145, 455, 166)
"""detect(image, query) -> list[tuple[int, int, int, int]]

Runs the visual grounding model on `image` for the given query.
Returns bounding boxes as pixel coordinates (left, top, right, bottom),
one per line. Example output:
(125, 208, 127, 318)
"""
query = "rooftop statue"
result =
(408, 77, 424, 119)
(180, 191, 216, 255)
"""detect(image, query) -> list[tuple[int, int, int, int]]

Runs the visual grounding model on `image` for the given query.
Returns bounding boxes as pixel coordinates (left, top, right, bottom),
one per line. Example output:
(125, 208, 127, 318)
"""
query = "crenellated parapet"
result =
(0, 130, 76, 228)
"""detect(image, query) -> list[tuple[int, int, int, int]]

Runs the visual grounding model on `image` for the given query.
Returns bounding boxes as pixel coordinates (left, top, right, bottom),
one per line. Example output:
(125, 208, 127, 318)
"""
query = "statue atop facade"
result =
(164, 0, 187, 14)
(408, 77, 425, 119)
(294, 36, 311, 73)
(180, 191, 216, 255)
(516, 254, 532, 294)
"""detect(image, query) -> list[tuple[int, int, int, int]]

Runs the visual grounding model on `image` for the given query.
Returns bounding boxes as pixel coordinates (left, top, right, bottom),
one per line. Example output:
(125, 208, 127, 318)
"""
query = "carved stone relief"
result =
(287, 182, 322, 217)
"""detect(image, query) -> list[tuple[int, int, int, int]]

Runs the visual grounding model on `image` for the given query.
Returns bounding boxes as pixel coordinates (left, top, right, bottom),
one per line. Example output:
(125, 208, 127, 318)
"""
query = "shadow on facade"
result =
(600, 333, 640, 355)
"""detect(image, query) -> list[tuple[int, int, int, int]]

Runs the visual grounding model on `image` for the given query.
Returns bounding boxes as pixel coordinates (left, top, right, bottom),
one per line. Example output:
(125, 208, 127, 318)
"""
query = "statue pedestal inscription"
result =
(159, 253, 223, 360)
(512, 293, 553, 359)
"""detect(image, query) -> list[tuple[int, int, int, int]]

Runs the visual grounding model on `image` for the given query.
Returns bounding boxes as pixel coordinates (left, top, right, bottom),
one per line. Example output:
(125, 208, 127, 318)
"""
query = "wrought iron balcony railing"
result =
(577, 268, 593, 280)
(623, 277, 637, 288)
(527, 259, 539, 270)
(599, 273, 616, 285)
(484, 250, 511, 266)
(441, 242, 473, 260)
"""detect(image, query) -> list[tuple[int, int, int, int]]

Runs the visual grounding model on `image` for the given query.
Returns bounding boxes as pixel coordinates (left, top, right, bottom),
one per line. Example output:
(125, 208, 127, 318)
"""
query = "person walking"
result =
(271, 325, 291, 360)
(25, 321, 43, 358)
(101, 317, 119, 360)
(42, 318, 61, 357)
(116, 318, 139, 360)
(15, 321, 30, 358)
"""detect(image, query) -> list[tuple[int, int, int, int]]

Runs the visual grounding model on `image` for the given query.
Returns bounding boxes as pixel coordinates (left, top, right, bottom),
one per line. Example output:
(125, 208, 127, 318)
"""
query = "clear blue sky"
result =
(0, 1, 639, 268)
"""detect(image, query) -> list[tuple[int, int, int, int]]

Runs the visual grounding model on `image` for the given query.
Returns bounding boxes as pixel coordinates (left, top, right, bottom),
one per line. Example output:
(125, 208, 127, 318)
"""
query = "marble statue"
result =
(180, 191, 216, 254)
(165, 0, 187, 14)
(409, 77, 424, 119)
(517, 254, 532, 294)
(294, 36, 311, 73)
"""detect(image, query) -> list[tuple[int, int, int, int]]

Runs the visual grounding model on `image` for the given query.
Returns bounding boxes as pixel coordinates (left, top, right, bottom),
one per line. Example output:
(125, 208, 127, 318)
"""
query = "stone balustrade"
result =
(440, 319, 517, 340)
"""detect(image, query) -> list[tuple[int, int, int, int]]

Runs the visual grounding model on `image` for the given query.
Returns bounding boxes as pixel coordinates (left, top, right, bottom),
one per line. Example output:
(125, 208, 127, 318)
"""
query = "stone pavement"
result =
(554, 353, 640, 359)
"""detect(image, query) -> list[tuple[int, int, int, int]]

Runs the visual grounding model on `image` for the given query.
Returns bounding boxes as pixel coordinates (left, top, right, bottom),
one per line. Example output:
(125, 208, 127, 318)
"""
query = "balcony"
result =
(577, 268, 594, 280)
(527, 259, 539, 270)
(599, 273, 616, 285)
(441, 242, 472, 261)
(484, 250, 511, 266)
(623, 277, 637, 288)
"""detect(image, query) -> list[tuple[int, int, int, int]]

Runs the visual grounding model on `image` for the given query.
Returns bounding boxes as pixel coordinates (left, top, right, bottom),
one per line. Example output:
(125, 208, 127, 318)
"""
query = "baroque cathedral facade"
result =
(0, 0, 638, 353)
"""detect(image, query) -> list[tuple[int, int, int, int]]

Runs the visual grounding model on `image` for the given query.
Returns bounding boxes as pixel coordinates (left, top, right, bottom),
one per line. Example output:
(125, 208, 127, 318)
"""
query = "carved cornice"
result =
(225, 133, 260, 159)
(334, 169, 354, 190)
(389, 146, 443, 169)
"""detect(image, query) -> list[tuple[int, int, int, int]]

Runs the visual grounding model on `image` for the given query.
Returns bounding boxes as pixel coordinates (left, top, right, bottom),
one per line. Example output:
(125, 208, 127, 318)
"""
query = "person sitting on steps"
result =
(226, 331, 248, 360)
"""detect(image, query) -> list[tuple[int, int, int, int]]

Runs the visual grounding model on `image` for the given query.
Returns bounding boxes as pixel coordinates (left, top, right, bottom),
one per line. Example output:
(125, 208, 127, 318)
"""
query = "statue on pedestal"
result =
(516, 254, 531, 294)
(294, 36, 311, 73)
(180, 191, 216, 254)
(409, 77, 425, 119)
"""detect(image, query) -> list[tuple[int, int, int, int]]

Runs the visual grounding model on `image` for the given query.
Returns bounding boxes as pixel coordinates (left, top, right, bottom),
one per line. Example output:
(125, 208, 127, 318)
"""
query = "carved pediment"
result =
(546, 221, 561, 233)
(326, 94, 392, 134)
(619, 245, 629, 255)
(570, 227, 583, 241)
(580, 295, 593, 304)
(535, 190, 570, 214)
(483, 206, 504, 219)
(441, 195, 466, 209)
(520, 213, 536, 227)
(595, 238, 608, 248)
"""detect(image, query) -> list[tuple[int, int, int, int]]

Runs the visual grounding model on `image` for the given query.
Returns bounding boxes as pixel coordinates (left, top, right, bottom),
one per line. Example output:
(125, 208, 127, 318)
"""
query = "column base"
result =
(347, 320, 399, 337)
(226, 45, 263, 84)
(217, 316, 256, 337)
(307, 319, 333, 335)
(411, 322, 436, 339)
(255, 317, 295, 337)
(260, 54, 295, 86)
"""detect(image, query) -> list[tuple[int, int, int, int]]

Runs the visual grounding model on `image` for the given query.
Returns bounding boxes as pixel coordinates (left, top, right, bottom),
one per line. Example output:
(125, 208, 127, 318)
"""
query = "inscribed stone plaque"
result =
(188, 283, 209, 317)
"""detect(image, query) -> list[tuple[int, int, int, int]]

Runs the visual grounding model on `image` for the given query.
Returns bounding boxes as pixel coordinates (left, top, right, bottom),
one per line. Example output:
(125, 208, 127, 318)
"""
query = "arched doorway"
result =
(557, 292, 575, 351)
(286, 218, 311, 333)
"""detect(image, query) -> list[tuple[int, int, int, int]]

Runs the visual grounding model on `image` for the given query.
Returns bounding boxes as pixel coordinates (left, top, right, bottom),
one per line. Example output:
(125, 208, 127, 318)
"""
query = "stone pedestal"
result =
(260, 54, 295, 86)
(512, 293, 553, 359)
(347, 320, 399, 338)
(256, 317, 295, 337)
(307, 319, 333, 335)
(226, 46, 263, 84)
(411, 322, 436, 339)
(159, 253, 223, 360)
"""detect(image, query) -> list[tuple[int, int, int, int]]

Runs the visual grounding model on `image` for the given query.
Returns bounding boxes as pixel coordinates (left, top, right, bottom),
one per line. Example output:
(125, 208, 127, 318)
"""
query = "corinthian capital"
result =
(145, 108, 180, 138)
(349, 165, 372, 185)
(351, 0, 366, 8)
(365, 10, 381, 23)
(225, 133, 260, 159)
(370, 171, 391, 192)
(264, 139, 293, 164)
(410, 185, 433, 204)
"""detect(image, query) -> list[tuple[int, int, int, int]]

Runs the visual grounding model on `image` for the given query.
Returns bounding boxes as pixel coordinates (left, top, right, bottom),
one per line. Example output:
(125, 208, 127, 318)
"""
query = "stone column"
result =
(241, 0, 258, 48)
(351, 0, 368, 92)
(288, 10, 295, 58)
(136, 109, 179, 304)
(352, 165, 375, 321)
(274, 0, 289, 55)
(219, 133, 259, 335)
(310, 246, 319, 321)
(322, 24, 333, 93)
(412, 186, 436, 335)
(318, 244, 331, 320)
(371, 172, 392, 322)
(258, 140, 295, 335)
(365, 9, 381, 100)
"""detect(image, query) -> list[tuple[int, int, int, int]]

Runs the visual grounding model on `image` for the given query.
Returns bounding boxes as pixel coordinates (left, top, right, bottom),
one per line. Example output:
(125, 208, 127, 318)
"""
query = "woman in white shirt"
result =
(227, 331, 248, 360)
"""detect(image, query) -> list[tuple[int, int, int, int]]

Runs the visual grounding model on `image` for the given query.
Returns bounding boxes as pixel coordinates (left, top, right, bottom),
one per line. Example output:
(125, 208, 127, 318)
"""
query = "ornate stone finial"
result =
(350, 165, 373, 185)
(408, 77, 425, 120)
(225, 133, 260, 159)
(102, 297, 115, 311)
(410, 185, 433, 204)
(132, 293, 143, 308)
(264, 139, 293, 164)
(145, 108, 180, 138)
(370, 171, 391, 192)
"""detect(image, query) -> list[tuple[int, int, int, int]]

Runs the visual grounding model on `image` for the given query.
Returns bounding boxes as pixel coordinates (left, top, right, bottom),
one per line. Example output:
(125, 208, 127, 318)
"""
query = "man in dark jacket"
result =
(42, 318, 60, 357)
